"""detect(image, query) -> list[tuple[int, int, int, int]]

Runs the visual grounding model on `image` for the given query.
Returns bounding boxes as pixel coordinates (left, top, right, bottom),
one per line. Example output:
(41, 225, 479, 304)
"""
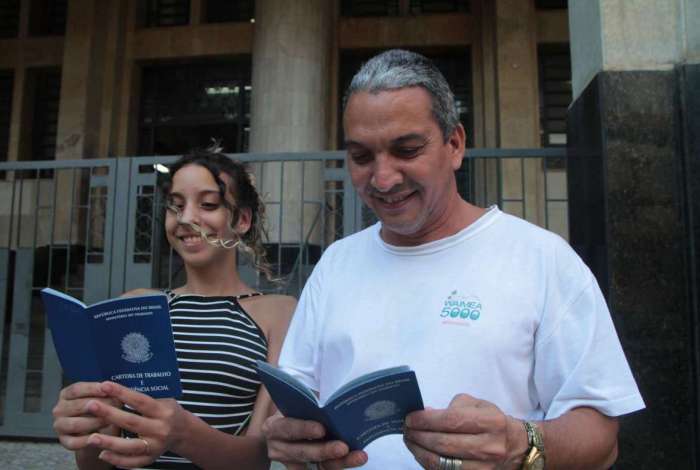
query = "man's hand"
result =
(403, 394, 527, 470)
(262, 412, 368, 469)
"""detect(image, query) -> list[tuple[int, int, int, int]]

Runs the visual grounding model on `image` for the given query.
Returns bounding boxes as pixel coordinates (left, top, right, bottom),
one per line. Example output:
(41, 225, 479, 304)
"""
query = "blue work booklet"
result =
(41, 288, 182, 398)
(256, 361, 424, 450)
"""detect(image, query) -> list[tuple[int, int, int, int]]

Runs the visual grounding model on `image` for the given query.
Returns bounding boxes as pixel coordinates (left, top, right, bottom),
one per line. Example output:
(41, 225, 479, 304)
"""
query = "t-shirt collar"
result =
(373, 205, 501, 255)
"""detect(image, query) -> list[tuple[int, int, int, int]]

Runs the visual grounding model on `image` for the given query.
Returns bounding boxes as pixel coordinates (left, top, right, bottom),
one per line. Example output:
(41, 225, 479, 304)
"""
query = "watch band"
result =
(524, 421, 544, 452)
(521, 421, 546, 470)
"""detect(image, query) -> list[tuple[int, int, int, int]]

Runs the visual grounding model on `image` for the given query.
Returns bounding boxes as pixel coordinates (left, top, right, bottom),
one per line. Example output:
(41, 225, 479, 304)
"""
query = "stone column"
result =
(567, 0, 700, 466)
(470, 0, 500, 210)
(97, 0, 130, 158)
(494, 0, 545, 226)
(249, 0, 334, 258)
(53, 0, 113, 244)
(6, 0, 47, 164)
(55, 0, 114, 161)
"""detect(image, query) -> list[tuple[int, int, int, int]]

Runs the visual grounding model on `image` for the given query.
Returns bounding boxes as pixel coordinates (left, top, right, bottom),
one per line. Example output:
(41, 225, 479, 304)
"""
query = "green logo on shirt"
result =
(440, 290, 481, 320)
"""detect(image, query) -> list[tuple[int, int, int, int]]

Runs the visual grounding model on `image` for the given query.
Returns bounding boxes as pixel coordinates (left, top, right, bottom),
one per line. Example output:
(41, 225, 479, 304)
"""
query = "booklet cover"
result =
(41, 288, 182, 399)
(256, 361, 424, 450)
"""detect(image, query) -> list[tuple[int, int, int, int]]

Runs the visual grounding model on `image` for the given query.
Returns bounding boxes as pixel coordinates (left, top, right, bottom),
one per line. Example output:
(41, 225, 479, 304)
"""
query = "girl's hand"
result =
(83, 381, 190, 469)
(52, 382, 121, 450)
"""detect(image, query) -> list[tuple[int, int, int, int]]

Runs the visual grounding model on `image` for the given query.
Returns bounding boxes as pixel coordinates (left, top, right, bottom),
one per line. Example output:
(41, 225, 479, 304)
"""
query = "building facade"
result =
(0, 0, 698, 468)
(0, 0, 572, 295)
(0, 0, 569, 158)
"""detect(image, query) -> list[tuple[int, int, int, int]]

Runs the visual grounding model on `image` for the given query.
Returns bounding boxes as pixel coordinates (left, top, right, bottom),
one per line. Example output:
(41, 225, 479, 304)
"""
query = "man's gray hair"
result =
(343, 49, 459, 141)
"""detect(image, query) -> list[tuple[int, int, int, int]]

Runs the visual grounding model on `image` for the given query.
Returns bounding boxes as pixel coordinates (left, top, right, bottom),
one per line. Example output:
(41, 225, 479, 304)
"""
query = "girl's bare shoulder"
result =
(241, 294, 296, 333)
(120, 288, 163, 298)
(245, 294, 297, 316)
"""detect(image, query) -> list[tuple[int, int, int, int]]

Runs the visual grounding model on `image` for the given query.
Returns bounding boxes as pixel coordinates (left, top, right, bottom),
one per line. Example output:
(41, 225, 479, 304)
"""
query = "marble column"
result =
(249, 0, 334, 262)
(568, 0, 700, 466)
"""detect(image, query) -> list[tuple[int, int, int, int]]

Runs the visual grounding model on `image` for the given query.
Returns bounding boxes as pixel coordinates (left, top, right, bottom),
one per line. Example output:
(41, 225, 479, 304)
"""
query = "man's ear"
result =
(447, 123, 467, 171)
(234, 207, 253, 236)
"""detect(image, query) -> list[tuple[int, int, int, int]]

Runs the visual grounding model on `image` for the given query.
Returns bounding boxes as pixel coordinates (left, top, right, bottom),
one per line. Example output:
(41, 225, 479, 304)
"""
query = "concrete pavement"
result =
(0, 440, 290, 469)
(0, 440, 75, 469)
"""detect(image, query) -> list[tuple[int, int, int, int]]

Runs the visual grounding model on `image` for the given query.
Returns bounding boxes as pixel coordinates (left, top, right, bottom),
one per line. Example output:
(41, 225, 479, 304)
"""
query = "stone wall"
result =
(568, 65, 699, 468)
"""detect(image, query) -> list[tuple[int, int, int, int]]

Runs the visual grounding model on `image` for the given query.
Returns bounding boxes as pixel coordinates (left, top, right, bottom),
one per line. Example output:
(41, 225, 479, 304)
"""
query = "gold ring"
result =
(138, 437, 150, 455)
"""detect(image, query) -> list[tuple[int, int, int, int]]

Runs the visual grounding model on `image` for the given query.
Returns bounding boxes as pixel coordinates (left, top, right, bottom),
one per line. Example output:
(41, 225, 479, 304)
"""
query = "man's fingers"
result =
(406, 395, 498, 434)
(318, 451, 369, 469)
(404, 438, 444, 470)
(404, 429, 503, 462)
(263, 415, 326, 441)
(406, 408, 457, 431)
(262, 414, 367, 467)
(271, 446, 366, 469)
(404, 395, 511, 467)
(267, 439, 348, 464)
(448, 393, 478, 408)
(283, 464, 306, 470)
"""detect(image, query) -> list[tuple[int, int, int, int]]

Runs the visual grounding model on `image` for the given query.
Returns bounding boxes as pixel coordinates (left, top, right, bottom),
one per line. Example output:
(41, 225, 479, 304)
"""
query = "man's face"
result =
(343, 87, 465, 245)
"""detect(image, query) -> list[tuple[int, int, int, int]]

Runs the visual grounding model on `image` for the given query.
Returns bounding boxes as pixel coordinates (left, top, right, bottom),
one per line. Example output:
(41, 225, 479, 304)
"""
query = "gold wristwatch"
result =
(521, 421, 545, 470)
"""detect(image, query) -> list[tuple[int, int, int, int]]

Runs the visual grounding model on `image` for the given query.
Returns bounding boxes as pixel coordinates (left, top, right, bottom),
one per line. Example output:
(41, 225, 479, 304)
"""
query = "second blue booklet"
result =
(257, 361, 424, 450)
(41, 288, 181, 398)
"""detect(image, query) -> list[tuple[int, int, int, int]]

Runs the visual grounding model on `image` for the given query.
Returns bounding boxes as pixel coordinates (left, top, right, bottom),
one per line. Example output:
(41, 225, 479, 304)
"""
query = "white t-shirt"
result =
(279, 207, 644, 469)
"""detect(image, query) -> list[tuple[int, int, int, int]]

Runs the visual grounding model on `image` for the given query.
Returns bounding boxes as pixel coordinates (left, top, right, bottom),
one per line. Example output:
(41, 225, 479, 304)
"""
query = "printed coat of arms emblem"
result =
(364, 400, 399, 421)
(121, 332, 153, 363)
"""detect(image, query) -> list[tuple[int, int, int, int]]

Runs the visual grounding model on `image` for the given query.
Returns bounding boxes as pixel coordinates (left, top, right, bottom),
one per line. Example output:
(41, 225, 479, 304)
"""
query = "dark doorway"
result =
(139, 59, 252, 155)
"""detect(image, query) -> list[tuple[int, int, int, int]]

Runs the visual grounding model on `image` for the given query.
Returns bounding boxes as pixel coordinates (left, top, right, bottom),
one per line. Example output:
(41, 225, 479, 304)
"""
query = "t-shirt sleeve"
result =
(533, 265, 645, 419)
(277, 254, 325, 393)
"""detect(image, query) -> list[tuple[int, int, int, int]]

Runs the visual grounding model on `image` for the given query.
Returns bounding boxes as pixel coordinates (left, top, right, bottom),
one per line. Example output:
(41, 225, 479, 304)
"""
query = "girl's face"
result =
(165, 164, 250, 268)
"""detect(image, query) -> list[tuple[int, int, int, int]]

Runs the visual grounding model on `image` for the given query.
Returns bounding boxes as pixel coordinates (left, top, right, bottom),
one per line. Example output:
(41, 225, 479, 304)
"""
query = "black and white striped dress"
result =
(135, 291, 269, 469)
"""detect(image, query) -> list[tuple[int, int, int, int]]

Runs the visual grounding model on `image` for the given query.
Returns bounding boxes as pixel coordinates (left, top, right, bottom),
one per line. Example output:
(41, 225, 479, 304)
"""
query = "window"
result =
(29, 0, 67, 36)
(535, 0, 567, 9)
(538, 44, 571, 147)
(145, 0, 190, 27)
(139, 59, 252, 155)
(409, 0, 469, 14)
(204, 0, 254, 23)
(0, 0, 20, 38)
(341, 0, 399, 17)
(341, 0, 468, 17)
(0, 71, 13, 163)
(31, 68, 61, 161)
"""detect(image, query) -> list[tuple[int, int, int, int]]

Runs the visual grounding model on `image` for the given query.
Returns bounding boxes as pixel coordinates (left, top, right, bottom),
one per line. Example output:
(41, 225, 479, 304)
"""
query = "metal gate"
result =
(0, 148, 566, 437)
(0, 152, 363, 437)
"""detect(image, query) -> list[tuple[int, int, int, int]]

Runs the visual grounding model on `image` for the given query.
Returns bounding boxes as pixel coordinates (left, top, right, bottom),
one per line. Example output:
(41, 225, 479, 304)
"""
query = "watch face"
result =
(525, 448, 545, 470)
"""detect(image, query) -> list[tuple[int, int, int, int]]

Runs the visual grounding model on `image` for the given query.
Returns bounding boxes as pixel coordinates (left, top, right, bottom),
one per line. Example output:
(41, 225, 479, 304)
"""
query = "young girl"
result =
(52, 151, 296, 469)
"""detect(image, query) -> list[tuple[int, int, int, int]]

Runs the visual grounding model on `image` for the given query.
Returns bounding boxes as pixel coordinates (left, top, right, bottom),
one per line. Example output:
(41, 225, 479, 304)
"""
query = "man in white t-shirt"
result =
(262, 49, 644, 470)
